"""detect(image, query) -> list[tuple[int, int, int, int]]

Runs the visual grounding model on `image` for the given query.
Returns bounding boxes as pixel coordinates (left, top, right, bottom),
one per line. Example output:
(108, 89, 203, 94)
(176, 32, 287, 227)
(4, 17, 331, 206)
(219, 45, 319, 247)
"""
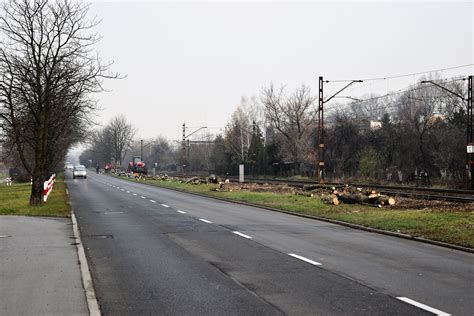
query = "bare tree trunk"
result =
(30, 173, 44, 205)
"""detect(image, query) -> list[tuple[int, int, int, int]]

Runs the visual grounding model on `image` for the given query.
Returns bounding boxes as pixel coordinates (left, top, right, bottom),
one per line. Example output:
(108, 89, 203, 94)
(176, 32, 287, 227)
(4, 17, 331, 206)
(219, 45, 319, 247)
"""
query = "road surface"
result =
(67, 172, 473, 315)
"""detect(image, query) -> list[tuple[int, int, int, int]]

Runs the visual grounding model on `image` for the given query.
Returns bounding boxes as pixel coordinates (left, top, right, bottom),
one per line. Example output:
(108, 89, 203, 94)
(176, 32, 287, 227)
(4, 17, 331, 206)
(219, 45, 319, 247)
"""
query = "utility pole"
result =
(468, 75, 473, 189)
(182, 122, 186, 175)
(422, 76, 473, 190)
(318, 77, 324, 181)
(317, 76, 363, 182)
(180, 123, 207, 176)
(140, 139, 143, 159)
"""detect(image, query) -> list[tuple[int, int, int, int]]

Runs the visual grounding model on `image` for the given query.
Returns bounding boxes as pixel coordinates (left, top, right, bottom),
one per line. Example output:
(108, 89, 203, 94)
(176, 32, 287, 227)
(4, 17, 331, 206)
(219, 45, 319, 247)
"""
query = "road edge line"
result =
(103, 175, 474, 253)
(71, 209, 101, 316)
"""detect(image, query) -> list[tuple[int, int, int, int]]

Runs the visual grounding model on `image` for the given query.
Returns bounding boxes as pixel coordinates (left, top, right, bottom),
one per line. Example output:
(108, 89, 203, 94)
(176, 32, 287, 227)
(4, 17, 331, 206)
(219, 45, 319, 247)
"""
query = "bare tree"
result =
(0, 0, 117, 204)
(106, 115, 136, 167)
(261, 83, 316, 173)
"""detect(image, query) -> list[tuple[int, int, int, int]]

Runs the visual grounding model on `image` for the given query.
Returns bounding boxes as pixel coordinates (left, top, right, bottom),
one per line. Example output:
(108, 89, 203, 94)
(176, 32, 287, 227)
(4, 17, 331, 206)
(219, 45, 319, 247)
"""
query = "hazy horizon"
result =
(75, 0, 472, 150)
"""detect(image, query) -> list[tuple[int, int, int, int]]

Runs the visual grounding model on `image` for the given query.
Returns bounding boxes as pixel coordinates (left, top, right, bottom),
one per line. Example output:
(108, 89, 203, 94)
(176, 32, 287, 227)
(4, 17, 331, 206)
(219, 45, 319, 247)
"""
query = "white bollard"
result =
(6, 177, 12, 186)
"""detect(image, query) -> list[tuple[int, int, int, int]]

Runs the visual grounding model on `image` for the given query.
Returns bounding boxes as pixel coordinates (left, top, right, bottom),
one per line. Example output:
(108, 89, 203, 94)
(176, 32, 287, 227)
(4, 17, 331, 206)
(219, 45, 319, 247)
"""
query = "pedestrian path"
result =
(0, 216, 89, 315)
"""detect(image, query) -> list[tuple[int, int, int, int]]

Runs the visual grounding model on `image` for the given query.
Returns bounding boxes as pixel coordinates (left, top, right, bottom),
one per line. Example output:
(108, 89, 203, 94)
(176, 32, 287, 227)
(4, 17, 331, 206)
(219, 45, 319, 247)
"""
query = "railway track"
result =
(173, 174, 474, 203)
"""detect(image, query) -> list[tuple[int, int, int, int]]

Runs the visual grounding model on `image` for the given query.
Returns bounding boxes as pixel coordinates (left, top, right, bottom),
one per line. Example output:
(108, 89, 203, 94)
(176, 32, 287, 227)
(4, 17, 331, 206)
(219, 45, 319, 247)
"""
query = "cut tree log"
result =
(337, 192, 395, 206)
(185, 177, 207, 184)
(338, 193, 370, 204)
(322, 194, 340, 205)
(368, 195, 396, 206)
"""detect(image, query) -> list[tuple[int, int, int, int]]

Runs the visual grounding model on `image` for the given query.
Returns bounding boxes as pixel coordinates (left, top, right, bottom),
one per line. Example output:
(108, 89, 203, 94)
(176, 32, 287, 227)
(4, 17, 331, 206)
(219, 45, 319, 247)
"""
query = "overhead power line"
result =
(341, 78, 463, 106)
(326, 64, 474, 83)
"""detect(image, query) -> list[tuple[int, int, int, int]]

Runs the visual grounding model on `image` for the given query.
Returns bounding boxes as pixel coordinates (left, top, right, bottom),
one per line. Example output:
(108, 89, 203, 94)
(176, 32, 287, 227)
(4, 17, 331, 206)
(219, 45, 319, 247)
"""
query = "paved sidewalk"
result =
(0, 216, 88, 315)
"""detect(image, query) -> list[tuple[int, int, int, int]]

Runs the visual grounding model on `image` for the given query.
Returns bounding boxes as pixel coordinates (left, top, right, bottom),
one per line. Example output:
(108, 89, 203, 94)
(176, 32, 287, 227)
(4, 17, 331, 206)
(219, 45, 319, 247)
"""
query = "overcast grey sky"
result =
(87, 0, 473, 142)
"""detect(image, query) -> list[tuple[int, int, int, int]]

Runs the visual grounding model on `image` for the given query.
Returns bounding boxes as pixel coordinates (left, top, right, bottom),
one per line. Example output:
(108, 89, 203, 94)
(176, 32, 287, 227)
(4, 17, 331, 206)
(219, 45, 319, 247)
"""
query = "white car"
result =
(73, 165, 87, 179)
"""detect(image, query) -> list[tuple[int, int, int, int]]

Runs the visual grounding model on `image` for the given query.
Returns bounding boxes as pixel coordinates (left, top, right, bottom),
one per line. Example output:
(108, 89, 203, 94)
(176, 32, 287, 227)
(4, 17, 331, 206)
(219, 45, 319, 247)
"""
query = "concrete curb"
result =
(68, 190, 101, 315)
(119, 177, 473, 254)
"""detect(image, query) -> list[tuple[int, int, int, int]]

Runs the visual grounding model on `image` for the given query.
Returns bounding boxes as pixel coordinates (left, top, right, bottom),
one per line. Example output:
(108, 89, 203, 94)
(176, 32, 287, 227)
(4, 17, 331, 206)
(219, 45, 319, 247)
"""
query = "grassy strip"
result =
(0, 174, 70, 217)
(117, 176, 473, 248)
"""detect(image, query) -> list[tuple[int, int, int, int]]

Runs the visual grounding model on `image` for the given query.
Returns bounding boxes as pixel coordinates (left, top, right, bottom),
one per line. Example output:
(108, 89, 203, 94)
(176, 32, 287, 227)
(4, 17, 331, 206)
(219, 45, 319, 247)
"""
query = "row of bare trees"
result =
(81, 75, 468, 188)
(0, 0, 116, 204)
(78, 76, 468, 188)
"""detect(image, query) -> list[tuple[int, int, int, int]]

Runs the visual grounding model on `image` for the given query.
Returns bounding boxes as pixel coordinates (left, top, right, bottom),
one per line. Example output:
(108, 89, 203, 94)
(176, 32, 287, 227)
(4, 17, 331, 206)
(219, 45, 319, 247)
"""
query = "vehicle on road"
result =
(73, 165, 87, 179)
(128, 156, 147, 177)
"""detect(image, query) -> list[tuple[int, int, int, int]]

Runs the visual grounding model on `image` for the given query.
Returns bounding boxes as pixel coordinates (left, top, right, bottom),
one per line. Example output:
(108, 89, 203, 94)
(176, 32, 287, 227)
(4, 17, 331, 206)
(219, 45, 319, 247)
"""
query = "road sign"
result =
(468, 145, 474, 154)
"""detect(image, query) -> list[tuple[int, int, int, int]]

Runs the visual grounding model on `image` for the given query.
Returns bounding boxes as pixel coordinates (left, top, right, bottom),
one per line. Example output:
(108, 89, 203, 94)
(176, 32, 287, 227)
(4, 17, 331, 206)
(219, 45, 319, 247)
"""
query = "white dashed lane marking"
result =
(150, 200, 156, 203)
(396, 297, 450, 316)
(126, 191, 130, 193)
(133, 193, 137, 196)
(104, 211, 124, 215)
(141, 196, 146, 199)
(288, 253, 322, 266)
(161, 204, 169, 208)
(233, 231, 252, 239)
(177, 210, 186, 214)
(199, 219, 212, 224)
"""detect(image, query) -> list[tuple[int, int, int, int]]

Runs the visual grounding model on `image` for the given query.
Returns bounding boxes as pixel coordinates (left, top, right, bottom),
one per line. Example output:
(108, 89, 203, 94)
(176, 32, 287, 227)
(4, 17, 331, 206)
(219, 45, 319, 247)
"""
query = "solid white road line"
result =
(396, 297, 451, 316)
(161, 204, 169, 208)
(71, 210, 101, 316)
(233, 231, 252, 239)
(199, 219, 212, 224)
(288, 253, 322, 266)
(150, 200, 156, 203)
(177, 210, 187, 214)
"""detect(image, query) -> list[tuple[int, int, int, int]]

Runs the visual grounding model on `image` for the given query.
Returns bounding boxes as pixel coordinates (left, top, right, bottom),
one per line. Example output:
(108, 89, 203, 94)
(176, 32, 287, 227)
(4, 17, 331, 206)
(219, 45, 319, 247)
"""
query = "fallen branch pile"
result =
(321, 185, 395, 207)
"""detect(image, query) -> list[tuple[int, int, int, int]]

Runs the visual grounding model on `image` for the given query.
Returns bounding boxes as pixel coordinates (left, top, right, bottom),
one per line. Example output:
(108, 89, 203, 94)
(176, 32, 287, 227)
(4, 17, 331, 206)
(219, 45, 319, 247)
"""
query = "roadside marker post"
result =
(43, 174, 56, 203)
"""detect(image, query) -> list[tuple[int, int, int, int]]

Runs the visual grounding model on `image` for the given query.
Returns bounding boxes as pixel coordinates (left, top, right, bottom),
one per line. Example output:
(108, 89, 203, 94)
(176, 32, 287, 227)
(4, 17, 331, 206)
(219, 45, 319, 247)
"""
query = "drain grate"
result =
(83, 234, 114, 239)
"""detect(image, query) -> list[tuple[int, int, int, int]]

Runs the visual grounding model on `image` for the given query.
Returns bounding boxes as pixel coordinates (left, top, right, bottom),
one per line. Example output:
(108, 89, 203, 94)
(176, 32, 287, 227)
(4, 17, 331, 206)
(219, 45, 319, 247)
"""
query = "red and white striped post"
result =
(43, 174, 56, 203)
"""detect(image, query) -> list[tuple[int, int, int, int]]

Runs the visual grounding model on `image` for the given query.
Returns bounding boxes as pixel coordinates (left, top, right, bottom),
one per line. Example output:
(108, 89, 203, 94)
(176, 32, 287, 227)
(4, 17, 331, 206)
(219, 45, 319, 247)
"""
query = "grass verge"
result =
(0, 174, 70, 217)
(117, 176, 473, 248)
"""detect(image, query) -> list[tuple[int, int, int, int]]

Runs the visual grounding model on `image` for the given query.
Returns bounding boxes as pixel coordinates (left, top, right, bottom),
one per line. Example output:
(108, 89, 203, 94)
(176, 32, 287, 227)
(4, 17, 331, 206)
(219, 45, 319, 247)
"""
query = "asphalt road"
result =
(67, 172, 473, 315)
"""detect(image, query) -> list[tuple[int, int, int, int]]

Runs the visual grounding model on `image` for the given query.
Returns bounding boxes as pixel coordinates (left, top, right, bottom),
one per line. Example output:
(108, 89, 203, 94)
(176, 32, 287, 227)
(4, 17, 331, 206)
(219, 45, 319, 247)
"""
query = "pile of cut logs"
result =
(185, 174, 219, 185)
(320, 185, 395, 207)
